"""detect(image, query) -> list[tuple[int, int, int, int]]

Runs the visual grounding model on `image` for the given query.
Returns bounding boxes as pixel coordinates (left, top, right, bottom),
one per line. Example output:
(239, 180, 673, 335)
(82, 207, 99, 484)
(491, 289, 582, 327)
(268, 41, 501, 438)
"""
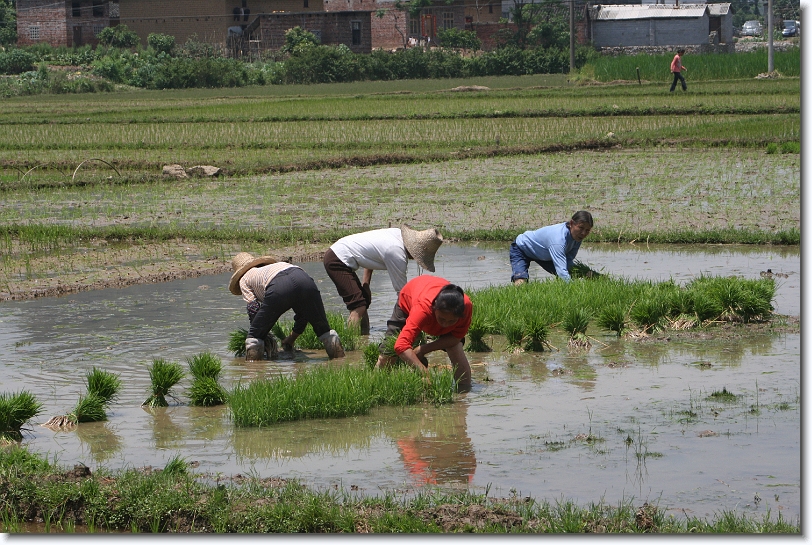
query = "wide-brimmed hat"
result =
(401, 225, 443, 272)
(228, 252, 277, 295)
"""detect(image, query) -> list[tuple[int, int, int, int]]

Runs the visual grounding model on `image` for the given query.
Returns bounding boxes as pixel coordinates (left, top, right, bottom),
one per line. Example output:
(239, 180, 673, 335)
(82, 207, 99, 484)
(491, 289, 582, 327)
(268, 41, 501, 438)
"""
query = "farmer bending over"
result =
(324, 225, 443, 335)
(376, 275, 472, 392)
(510, 210, 594, 285)
(229, 252, 344, 361)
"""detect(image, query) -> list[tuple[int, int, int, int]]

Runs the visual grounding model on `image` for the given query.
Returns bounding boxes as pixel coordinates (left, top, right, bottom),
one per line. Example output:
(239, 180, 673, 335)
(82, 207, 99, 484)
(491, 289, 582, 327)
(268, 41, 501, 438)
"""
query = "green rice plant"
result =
(781, 141, 800, 154)
(84, 367, 122, 404)
(629, 298, 670, 333)
(71, 393, 108, 424)
(466, 313, 495, 353)
(142, 358, 185, 408)
(228, 327, 248, 357)
(162, 454, 189, 476)
(0, 391, 42, 443)
(229, 365, 454, 427)
(596, 303, 628, 337)
(562, 307, 592, 350)
(363, 341, 381, 369)
(502, 316, 526, 353)
(686, 275, 774, 323)
(522, 314, 552, 352)
(766, 142, 779, 154)
(187, 352, 227, 407)
(708, 387, 738, 402)
(188, 351, 223, 381)
(570, 260, 602, 279)
(274, 311, 361, 352)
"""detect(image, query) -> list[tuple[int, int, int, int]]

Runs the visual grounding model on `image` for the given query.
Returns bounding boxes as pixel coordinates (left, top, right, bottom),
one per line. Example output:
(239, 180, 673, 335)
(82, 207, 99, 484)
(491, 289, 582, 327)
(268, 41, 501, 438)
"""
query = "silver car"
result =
(741, 20, 763, 37)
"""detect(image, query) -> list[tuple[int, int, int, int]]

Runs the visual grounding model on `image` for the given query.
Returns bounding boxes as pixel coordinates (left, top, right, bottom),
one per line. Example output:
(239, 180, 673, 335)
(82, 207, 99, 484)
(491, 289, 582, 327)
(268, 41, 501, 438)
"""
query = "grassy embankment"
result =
(0, 446, 799, 533)
(0, 70, 800, 300)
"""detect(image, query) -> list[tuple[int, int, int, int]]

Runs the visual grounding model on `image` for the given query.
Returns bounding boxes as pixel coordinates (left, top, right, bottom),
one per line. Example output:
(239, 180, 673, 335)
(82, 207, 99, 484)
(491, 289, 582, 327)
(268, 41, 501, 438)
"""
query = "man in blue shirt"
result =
(510, 211, 594, 285)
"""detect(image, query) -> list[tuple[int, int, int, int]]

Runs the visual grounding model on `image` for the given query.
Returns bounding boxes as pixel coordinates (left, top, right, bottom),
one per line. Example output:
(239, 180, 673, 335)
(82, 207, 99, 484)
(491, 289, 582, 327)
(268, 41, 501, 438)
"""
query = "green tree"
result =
(97, 24, 140, 48)
(282, 26, 320, 55)
(499, 0, 569, 50)
(437, 28, 481, 50)
(0, 0, 16, 45)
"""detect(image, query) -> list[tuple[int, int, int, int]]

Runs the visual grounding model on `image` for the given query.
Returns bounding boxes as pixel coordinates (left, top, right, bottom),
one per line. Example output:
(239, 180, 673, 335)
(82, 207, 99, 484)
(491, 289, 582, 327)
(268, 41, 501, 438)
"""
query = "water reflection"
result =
(74, 421, 123, 464)
(388, 404, 476, 487)
(143, 406, 186, 450)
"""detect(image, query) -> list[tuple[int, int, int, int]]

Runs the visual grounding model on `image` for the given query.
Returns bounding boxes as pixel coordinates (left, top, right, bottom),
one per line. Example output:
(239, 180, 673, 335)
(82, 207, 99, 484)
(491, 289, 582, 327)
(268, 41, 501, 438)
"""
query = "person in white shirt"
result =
(229, 252, 344, 361)
(323, 225, 443, 334)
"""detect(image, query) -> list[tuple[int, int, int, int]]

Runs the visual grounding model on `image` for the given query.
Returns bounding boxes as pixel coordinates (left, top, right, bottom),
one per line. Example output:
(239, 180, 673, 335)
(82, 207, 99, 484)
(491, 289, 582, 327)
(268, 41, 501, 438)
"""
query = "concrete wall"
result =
(591, 16, 710, 47)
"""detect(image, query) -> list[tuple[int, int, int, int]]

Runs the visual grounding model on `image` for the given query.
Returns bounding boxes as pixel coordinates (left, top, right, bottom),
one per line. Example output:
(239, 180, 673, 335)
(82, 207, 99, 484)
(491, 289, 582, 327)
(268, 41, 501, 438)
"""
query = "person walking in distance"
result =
(670, 48, 688, 92)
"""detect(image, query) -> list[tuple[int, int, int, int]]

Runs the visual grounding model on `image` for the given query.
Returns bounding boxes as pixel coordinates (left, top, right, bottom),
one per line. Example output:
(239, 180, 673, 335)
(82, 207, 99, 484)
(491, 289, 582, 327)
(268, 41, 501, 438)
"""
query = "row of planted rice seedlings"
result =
(0, 113, 783, 152)
(228, 312, 362, 357)
(229, 365, 455, 427)
(466, 274, 776, 351)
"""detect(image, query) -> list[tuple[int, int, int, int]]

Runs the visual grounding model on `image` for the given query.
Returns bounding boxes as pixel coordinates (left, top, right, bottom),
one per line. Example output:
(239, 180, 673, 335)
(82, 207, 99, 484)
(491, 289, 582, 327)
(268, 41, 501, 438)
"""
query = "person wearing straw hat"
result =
(323, 225, 443, 335)
(376, 274, 472, 392)
(510, 210, 593, 285)
(229, 252, 345, 361)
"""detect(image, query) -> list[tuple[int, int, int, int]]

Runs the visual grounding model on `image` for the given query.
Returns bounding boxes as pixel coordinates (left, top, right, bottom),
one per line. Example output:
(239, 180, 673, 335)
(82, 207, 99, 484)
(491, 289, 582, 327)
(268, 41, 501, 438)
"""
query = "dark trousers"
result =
(248, 267, 331, 341)
(670, 71, 687, 92)
(509, 242, 557, 283)
(323, 248, 371, 311)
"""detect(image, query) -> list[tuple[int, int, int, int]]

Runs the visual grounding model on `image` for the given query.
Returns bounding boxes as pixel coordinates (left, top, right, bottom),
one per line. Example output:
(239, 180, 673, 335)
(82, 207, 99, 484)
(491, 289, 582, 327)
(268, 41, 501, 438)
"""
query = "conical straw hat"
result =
(228, 252, 278, 295)
(401, 225, 443, 272)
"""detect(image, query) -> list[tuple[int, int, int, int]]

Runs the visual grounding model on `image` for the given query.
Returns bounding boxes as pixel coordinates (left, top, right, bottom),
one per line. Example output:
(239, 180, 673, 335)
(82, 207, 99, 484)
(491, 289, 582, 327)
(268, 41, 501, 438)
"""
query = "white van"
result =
(741, 20, 763, 37)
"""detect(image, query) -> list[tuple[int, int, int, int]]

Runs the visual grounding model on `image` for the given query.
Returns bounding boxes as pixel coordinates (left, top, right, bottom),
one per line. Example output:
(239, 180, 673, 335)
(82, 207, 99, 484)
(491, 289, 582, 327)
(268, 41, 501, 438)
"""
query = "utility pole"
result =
(569, 0, 575, 73)
(767, 0, 774, 72)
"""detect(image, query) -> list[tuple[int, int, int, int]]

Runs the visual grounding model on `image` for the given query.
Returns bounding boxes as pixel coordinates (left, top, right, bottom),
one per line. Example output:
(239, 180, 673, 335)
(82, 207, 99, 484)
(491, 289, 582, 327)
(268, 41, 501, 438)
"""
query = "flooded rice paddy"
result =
(1, 243, 800, 522)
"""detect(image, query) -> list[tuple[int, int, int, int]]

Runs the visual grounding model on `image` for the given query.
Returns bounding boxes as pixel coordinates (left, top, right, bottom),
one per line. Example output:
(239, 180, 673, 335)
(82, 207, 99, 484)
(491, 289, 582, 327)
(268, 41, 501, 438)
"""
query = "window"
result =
(93, 24, 105, 36)
(488, 3, 493, 13)
(443, 11, 453, 30)
(92, 0, 104, 17)
(304, 0, 309, 7)
(72, 2, 82, 17)
(29, 25, 41, 40)
(351, 21, 361, 45)
(409, 15, 420, 35)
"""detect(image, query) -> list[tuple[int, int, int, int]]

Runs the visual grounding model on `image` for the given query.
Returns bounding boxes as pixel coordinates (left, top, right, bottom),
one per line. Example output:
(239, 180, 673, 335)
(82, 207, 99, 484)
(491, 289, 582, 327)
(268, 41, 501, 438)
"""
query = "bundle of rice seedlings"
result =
(571, 260, 603, 279)
(522, 316, 552, 352)
(228, 327, 248, 357)
(596, 303, 628, 338)
(276, 312, 361, 352)
(85, 367, 122, 404)
(187, 352, 227, 407)
(666, 314, 698, 330)
(562, 307, 592, 351)
(502, 318, 525, 354)
(466, 314, 494, 353)
(143, 358, 185, 408)
(0, 391, 42, 443)
(162, 454, 189, 476)
(629, 298, 669, 333)
(363, 341, 380, 369)
(42, 368, 121, 429)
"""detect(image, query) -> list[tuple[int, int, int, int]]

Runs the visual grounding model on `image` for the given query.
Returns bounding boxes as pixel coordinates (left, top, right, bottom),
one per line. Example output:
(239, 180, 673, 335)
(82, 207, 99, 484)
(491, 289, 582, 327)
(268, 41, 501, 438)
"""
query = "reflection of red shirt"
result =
(394, 275, 473, 354)
(397, 438, 475, 485)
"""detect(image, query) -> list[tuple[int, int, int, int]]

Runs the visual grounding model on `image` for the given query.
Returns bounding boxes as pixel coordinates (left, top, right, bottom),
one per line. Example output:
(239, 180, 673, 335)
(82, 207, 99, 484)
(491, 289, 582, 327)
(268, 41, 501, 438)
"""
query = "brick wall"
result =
(16, 0, 70, 46)
(257, 11, 372, 52)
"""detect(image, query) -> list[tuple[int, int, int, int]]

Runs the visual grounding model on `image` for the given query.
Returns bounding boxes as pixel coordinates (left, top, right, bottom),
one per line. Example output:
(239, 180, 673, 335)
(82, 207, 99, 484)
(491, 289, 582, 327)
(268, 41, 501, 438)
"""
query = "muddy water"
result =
(0, 244, 800, 522)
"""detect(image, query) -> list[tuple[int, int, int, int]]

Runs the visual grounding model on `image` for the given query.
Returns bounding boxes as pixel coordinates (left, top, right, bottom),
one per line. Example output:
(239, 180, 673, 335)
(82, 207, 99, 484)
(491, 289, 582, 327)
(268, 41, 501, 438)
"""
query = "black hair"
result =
(570, 210, 593, 227)
(432, 284, 466, 317)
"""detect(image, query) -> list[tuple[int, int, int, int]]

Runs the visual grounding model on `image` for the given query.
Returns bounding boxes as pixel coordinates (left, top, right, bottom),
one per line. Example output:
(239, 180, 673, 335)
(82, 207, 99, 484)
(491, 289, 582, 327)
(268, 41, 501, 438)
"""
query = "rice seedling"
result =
(570, 260, 602, 279)
(142, 358, 185, 408)
(229, 365, 455, 427)
(596, 303, 628, 337)
(502, 316, 526, 354)
(0, 390, 42, 443)
(708, 387, 738, 402)
(522, 314, 553, 352)
(228, 327, 248, 357)
(71, 393, 108, 423)
(162, 454, 189, 476)
(84, 367, 122, 404)
(187, 352, 227, 407)
(629, 297, 670, 334)
(466, 313, 495, 353)
(562, 307, 592, 351)
(363, 341, 380, 369)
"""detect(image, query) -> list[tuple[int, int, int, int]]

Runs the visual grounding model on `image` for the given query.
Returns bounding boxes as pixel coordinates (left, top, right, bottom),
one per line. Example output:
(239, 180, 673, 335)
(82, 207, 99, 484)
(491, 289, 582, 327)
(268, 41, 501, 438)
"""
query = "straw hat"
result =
(401, 225, 443, 272)
(228, 252, 277, 295)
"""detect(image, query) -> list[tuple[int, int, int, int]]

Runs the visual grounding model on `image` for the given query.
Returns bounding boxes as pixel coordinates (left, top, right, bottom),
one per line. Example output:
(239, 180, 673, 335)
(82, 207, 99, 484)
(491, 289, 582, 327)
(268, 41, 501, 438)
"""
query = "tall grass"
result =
(585, 48, 800, 82)
(229, 366, 455, 427)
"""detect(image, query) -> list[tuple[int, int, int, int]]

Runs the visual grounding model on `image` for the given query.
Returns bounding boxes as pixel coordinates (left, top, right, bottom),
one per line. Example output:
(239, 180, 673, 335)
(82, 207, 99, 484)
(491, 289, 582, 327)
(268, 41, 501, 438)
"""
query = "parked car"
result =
(741, 20, 763, 37)
(782, 20, 800, 38)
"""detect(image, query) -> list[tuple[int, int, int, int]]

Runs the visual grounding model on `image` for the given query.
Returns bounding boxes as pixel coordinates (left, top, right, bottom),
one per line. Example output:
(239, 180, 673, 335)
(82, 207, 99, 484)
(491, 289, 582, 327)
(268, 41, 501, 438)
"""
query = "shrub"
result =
(97, 24, 141, 49)
(0, 48, 36, 74)
(148, 33, 176, 55)
(437, 28, 481, 51)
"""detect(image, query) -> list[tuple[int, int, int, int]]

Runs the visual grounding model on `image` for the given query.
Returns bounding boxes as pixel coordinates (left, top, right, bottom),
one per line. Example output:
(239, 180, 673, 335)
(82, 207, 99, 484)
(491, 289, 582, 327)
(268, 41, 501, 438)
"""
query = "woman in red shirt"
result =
(376, 275, 472, 391)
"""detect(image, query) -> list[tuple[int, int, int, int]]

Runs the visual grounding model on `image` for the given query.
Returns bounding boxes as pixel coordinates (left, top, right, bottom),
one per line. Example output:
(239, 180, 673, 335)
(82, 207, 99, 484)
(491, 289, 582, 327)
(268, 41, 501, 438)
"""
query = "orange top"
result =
(394, 275, 472, 354)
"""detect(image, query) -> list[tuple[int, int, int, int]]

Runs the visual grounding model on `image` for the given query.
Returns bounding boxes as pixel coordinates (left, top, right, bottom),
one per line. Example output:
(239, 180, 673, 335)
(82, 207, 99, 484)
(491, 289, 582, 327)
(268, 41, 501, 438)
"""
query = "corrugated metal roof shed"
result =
(590, 4, 709, 20)
(706, 3, 730, 15)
